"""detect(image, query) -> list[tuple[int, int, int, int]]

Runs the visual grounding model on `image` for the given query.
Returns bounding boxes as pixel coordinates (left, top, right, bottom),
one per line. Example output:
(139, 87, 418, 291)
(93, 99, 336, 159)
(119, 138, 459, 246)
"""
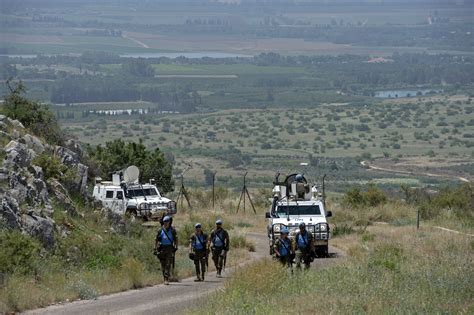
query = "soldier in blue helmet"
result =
(189, 223, 208, 282)
(209, 219, 230, 278)
(294, 222, 313, 270)
(273, 227, 294, 270)
(295, 174, 308, 199)
(155, 215, 178, 285)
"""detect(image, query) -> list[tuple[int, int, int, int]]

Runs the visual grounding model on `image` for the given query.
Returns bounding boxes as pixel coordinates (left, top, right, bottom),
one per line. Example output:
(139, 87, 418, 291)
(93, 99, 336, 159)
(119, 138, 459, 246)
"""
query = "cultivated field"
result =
(60, 95, 474, 190)
(1, 2, 472, 56)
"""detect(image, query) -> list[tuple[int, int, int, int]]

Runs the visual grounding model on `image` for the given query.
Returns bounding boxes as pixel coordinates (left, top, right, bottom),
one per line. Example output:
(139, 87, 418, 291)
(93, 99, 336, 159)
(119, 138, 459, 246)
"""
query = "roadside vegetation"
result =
(0, 89, 256, 313)
(193, 227, 472, 314)
(0, 198, 258, 313)
(192, 184, 474, 314)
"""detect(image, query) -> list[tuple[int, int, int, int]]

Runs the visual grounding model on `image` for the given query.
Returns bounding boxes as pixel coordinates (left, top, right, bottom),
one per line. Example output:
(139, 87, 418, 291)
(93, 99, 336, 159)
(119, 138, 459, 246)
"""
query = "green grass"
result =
(191, 226, 473, 314)
(0, 201, 255, 313)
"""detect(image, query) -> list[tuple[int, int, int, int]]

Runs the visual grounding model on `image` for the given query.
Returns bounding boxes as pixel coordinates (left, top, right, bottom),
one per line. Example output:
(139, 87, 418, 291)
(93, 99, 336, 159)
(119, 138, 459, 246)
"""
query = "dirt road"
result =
(360, 161, 470, 183)
(25, 233, 343, 315)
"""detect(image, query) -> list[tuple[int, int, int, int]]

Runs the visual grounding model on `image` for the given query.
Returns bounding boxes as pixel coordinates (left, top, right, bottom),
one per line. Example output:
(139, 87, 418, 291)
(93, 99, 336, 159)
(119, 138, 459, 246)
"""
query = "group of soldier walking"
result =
(154, 216, 229, 285)
(273, 221, 314, 271)
(154, 216, 314, 285)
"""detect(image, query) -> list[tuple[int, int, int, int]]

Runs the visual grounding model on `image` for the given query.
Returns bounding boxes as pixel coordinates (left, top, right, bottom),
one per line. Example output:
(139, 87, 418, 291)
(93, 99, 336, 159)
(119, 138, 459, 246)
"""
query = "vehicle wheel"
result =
(125, 209, 137, 219)
(316, 245, 329, 258)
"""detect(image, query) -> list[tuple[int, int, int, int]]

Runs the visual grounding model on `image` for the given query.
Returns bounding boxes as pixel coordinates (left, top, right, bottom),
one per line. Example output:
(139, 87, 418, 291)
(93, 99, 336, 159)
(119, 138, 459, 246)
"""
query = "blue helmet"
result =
(215, 219, 223, 225)
(281, 228, 289, 234)
(296, 174, 304, 182)
(163, 216, 171, 222)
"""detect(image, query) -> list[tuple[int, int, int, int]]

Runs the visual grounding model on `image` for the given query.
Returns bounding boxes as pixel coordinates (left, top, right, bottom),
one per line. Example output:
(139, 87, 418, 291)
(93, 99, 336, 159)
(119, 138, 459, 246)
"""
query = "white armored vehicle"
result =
(266, 173, 332, 258)
(93, 166, 177, 219)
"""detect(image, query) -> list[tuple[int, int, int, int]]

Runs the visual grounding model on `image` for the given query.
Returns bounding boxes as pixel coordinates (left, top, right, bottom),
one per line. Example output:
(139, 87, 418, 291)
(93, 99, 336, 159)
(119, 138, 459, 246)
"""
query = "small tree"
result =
(2, 80, 64, 144)
(87, 139, 174, 193)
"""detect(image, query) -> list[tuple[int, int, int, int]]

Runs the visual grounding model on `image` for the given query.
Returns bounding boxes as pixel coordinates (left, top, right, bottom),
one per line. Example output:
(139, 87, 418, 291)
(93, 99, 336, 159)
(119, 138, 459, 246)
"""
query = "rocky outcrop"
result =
(1, 196, 22, 230)
(48, 179, 78, 217)
(54, 144, 89, 198)
(21, 213, 55, 249)
(4, 140, 35, 169)
(0, 115, 90, 248)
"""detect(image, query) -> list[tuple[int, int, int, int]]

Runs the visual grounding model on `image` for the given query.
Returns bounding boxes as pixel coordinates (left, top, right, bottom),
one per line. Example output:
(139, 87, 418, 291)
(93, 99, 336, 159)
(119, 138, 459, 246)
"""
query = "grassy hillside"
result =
(0, 196, 258, 313)
(191, 185, 474, 314)
(1, 181, 471, 313)
(192, 225, 473, 314)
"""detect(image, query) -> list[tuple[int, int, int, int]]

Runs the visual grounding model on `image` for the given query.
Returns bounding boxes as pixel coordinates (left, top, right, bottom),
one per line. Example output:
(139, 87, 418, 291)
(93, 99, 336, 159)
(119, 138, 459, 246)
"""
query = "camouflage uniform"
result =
(210, 228, 230, 276)
(155, 226, 178, 282)
(190, 232, 208, 281)
(294, 230, 313, 270)
(273, 237, 294, 269)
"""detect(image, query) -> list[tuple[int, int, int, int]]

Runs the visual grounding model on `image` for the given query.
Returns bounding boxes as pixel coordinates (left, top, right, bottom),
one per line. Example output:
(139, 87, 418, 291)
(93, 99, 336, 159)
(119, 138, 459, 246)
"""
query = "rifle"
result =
(171, 235, 177, 280)
(223, 250, 227, 271)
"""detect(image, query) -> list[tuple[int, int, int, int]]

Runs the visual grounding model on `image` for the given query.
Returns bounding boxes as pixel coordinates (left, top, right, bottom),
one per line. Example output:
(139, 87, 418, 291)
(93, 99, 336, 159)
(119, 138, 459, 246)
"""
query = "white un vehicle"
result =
(93, 166, 177, 220)
(266, 173, 332, 258)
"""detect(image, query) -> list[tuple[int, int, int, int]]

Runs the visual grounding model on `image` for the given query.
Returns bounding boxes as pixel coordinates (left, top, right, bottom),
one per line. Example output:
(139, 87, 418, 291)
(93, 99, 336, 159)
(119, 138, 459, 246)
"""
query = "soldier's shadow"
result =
(171, 283, 194, 286)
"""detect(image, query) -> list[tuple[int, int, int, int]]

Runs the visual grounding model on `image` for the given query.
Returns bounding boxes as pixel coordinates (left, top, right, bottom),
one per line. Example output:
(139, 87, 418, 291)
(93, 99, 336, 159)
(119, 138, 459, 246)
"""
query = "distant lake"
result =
(0, 54, 38, 59)
(120, 52, 253, 59)
(374, 89, 443, 98)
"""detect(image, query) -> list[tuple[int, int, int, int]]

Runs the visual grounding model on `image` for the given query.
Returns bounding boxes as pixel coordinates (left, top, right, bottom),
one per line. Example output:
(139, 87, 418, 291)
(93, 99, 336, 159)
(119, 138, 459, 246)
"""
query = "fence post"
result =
(416, 209, 420, 229)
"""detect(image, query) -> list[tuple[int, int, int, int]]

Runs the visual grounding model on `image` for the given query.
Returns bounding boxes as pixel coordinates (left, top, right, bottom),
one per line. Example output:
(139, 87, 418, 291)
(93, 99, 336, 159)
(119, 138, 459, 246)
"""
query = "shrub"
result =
(69, 280, 98, 300)
(33, 154, 67, 179)
(120, 257, 146, 289)
(404, 184, 473, 222)
(0, 230, 40, 275)
(364, 186, 387, 207)
(343, 185, 387, 208)
(2, 81, 63, 145)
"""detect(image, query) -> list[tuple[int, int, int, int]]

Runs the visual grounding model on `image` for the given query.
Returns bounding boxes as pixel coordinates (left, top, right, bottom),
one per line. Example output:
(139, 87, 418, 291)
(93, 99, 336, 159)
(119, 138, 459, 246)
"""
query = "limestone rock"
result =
(9, 119, 25, 129)
(23, 134, 45, 155)
(21, 213, 55, 248)
(0, 196, 21, 229)
(55, 146, 79, 165)
(4, 140, 36, 169)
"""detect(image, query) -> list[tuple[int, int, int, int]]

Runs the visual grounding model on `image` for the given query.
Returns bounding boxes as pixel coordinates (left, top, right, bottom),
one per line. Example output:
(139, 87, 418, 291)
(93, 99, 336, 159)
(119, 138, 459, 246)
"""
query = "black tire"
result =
(125, 208, 137, 218)
(316, 245, 329, 258)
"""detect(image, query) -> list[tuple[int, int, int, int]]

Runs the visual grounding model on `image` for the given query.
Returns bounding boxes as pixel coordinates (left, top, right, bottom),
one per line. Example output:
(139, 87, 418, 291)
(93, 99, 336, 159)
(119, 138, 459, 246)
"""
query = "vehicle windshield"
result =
(275, 205, 321, 216)
(127, 188, 159, 197)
